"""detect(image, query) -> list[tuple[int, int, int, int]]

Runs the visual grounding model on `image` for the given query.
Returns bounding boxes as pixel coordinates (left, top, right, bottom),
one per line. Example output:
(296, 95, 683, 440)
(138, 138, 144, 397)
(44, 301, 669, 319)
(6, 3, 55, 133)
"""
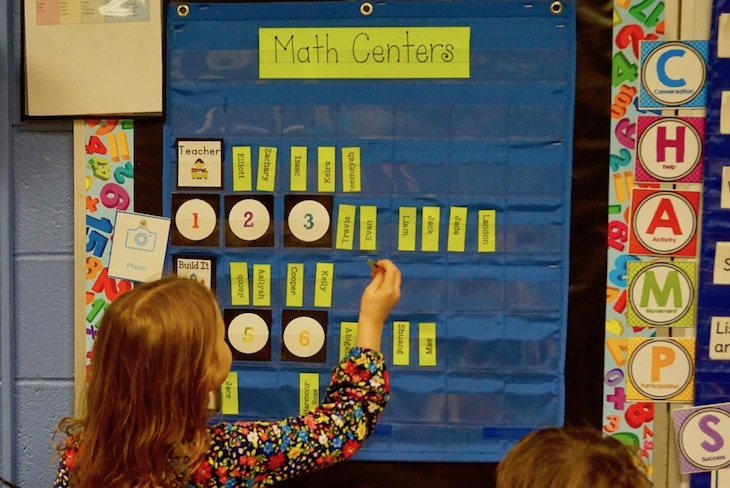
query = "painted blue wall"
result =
(2, 0, 76, 484)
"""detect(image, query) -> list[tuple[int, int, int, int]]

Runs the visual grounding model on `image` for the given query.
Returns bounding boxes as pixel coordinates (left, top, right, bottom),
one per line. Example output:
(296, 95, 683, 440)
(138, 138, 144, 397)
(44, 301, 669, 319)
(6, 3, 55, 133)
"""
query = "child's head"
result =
(496, 426, 651, 488)
(69, 276, 232, 487)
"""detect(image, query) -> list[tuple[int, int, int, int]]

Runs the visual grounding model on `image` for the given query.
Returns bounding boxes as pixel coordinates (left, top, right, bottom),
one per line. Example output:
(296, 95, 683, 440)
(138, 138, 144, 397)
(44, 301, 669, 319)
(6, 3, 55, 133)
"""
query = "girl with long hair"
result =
(54, 259, 401, 487)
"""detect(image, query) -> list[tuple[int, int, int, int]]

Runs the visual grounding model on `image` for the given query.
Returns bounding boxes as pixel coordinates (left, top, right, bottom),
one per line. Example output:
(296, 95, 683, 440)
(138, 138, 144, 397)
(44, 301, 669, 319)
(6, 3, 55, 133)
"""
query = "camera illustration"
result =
(125, 227, 157, 252)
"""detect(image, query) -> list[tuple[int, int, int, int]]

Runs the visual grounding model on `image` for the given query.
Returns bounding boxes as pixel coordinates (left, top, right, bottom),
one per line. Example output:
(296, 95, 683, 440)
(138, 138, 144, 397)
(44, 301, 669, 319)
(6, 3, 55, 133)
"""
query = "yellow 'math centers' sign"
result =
(259, 27, 470, 79)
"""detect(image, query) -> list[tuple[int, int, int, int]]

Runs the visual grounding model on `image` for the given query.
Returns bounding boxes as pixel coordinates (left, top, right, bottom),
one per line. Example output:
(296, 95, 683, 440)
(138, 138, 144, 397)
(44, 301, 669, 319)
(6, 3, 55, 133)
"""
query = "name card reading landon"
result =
(259, 27, 470, 79)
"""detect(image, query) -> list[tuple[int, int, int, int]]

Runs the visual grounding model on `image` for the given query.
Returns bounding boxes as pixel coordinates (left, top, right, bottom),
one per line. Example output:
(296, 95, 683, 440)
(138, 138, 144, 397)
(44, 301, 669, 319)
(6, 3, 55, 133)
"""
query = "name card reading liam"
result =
(259, 27, 471, 79)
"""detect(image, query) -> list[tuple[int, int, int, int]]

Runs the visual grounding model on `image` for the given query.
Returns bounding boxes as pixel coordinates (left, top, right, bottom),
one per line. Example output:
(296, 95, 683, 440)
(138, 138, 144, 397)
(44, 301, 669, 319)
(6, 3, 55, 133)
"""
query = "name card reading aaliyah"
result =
(259, 27, 471, 79)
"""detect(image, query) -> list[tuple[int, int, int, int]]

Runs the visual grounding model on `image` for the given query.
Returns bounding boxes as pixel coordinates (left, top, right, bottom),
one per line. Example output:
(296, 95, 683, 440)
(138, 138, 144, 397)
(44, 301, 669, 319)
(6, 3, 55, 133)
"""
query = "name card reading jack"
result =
(259, 27, 471, 79)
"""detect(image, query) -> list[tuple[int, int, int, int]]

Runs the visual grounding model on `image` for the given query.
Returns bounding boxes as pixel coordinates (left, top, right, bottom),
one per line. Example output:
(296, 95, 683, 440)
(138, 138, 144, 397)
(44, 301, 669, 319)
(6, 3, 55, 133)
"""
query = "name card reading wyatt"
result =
(259, 27, 471, 79)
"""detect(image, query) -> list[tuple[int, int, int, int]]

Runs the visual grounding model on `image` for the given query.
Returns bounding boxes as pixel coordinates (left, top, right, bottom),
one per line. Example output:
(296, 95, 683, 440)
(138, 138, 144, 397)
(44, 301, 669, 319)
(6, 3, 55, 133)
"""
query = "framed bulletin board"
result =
(76, 0, 608, 485)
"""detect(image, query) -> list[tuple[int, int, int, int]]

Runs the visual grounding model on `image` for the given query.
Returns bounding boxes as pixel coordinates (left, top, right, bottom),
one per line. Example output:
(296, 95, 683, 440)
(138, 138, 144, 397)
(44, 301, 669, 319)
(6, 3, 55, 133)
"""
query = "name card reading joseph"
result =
(259, 27, 471, 79)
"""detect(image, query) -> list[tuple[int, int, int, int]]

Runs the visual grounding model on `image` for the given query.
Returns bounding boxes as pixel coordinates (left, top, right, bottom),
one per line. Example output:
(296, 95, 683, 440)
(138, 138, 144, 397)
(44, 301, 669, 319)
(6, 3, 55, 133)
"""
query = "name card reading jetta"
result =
(259, 27, 471, 79)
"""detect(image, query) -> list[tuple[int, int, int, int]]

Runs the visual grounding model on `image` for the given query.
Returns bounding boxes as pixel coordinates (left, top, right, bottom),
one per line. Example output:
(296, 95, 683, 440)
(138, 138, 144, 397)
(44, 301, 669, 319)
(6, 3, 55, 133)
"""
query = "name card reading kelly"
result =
(259, 27, 471, 79)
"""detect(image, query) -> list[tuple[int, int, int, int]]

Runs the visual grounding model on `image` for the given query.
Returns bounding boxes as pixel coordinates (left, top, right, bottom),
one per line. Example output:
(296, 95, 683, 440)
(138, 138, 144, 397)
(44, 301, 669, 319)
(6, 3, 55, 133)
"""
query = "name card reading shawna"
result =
(259, 27, 470, 79)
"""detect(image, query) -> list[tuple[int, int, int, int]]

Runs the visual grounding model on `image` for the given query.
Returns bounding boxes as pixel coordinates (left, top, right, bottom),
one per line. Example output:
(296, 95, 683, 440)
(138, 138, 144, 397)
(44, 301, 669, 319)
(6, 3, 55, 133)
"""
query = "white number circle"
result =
(175, 198, 217, 241)
(229, 199, 271, 241)
(288, 200, 330, 242)
(228, 313, 269, 354)
(283, 316, 325, 358)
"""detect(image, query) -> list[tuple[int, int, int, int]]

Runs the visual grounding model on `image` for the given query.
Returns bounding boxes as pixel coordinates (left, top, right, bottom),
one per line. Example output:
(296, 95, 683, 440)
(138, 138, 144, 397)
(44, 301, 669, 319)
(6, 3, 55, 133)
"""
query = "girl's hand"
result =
(356, 259, 402, 351)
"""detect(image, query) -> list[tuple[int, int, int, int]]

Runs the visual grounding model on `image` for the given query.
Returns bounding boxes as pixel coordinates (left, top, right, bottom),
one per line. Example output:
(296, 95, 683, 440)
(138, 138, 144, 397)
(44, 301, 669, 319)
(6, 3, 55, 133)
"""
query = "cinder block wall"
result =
(2, 0, 76, 483)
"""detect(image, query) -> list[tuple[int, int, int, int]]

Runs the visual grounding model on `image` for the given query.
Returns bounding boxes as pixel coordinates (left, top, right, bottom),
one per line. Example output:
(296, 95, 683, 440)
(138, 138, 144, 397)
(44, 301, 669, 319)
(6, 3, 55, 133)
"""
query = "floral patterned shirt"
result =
(54, 347, 389, 487)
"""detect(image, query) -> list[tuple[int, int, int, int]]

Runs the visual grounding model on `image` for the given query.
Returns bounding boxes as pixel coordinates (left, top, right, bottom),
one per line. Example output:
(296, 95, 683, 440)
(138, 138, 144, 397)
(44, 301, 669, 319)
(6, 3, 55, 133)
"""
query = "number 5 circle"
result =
(228, 199, 271, 241)
(228, 313, 269, 354)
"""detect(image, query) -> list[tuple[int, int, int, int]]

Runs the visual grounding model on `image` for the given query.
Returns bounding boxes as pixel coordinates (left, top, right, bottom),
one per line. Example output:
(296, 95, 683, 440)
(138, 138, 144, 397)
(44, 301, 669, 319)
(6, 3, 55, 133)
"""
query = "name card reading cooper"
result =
(259, 27, 470, 79)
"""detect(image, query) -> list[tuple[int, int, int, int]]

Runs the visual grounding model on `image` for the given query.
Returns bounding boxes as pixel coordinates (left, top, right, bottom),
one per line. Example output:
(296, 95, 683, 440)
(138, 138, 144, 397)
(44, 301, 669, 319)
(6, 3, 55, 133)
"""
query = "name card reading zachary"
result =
(259, 27, 471, 79)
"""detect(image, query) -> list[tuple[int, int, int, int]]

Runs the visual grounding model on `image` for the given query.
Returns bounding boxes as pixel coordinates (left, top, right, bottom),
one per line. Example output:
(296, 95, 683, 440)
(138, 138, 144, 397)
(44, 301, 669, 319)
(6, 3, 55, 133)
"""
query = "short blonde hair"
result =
(496, 426, 651, 488)
(57, 277, 221, 488)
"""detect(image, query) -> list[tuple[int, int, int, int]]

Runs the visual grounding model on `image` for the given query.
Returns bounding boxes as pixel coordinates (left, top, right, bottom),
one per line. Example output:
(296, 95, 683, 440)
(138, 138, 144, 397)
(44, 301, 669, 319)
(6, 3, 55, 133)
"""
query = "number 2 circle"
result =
(229, 199, 271, 241)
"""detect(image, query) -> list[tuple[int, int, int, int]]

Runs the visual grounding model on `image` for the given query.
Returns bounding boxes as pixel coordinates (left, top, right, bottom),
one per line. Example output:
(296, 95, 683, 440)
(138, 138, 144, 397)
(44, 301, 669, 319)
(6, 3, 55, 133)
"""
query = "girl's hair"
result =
(496, 426, 652, 488)
(56, 277, 221, 488)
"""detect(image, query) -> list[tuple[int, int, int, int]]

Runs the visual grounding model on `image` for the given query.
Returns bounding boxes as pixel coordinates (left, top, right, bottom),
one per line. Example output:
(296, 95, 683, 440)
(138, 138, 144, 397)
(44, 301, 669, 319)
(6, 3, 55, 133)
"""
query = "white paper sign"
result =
(713, 242, 730, 285)
(23, 0, 163, 116)
(108, 211, 171, 283)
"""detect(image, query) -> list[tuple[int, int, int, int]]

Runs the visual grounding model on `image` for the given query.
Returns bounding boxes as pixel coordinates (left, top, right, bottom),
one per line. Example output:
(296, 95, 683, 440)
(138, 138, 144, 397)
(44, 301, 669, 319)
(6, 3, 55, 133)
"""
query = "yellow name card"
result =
(318, 146, 336, 192)
(393, 321, 410, 365)
(398, 207, 417, 251)
(232, 146, 252, 191)
(340, 321, 359, 360)
(259, 27, 471, 79)
(360, 205, 378, 251)
(257, 147, 277, 191)
(286, 263, 304, 307)
(252, 264, 271, 306)
(336, 204, 357, 250)
(314, 262, 334, 307)
(230, 262, 249, 306)
(290, 146, 308, 191)
(221, 372, 239, 415)
(421, 206, 440, 252)
(478, 209, 496, 253)
(299, 372, 320, 415)
(342, 147, 361, 192)
(447, 206, 468, 252)
(419, 322, 437, 366)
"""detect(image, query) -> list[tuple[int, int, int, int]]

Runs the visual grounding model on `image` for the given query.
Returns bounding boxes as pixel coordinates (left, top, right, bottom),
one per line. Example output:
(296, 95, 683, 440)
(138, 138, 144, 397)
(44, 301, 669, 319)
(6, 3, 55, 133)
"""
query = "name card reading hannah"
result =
(259, 27, 471, 79)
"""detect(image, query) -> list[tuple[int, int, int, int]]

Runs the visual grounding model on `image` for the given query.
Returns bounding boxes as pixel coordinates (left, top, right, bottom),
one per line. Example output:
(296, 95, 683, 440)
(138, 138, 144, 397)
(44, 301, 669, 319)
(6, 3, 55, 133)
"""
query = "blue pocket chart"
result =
(692, 0, 730, 486)
(163, 0, 576, 462)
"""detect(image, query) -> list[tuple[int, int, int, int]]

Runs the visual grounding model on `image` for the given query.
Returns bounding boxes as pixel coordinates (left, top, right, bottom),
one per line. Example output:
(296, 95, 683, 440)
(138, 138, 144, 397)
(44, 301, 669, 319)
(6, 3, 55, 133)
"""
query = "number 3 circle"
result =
(288, 200, 330, 242)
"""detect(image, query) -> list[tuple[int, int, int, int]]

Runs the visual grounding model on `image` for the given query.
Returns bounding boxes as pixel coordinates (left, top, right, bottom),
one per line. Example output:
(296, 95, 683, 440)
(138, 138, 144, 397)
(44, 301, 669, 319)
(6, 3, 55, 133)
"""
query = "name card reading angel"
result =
(259, 27, 470, 79)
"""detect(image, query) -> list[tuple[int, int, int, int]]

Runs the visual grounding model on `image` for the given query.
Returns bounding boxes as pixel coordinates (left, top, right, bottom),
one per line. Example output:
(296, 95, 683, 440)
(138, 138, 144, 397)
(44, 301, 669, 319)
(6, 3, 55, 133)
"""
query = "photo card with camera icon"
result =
(284, 195, 333, 248)
(224, 309, 272, 362)
(173, 254, 216, 291)
(225, 194, 275, 247)
(107, 211, 171, 283)
(176, 139, 224, 189)
(171, 193, 221, 247)
(281, 309, 328, 363)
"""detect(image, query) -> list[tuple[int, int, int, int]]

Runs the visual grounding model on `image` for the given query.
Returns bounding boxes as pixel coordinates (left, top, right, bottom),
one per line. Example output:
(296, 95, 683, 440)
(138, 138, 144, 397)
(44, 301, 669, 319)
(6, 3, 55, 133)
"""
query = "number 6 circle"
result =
(228, 199, 271, 241)
(283, 316, 325, 358)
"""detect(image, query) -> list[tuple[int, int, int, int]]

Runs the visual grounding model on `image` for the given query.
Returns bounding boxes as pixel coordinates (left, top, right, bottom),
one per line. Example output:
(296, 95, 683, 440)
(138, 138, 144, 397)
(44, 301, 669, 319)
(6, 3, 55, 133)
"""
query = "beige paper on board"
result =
(23, 0, 163, 117)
